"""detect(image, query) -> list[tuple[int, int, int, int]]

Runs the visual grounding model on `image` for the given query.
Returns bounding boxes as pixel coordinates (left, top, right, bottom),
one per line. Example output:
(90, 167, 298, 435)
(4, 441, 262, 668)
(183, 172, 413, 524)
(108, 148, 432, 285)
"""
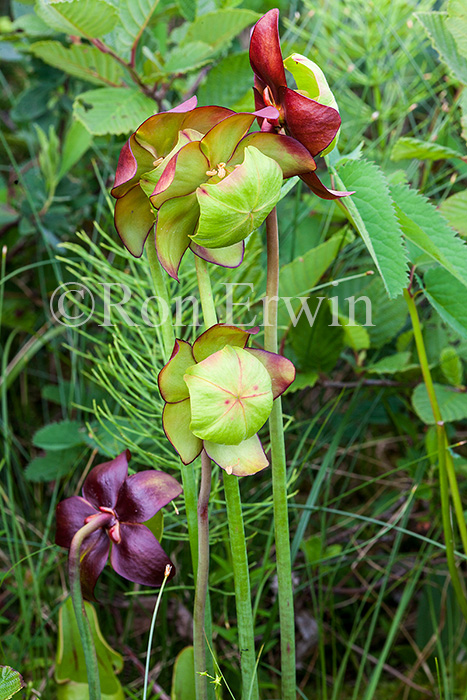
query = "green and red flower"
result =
(55, 451, 182, 599)
(249, 8, 351, 200)
(158, 325, 295, 476)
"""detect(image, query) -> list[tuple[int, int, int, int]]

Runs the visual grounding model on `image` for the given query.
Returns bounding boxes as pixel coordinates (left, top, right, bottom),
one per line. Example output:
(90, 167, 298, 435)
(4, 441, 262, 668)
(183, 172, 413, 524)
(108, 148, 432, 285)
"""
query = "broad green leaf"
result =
(178, 0, 197, 22)
(415, 11, 467, 84)
(35, 0, 118, 39)
(339, 315, 370, 351)
(363, 278, 408, 348)
(183, 9, 258, 50)
(367, 351, 415, 375)
(439, 189, 467, 237)
(0, 667, 24, 700)
(33, 420, 84, 450)
(447, 0, 467, 59)
(412, 382, 467, 424)
(461, 90, 467, 143)
(391, 137, 465, 162)
(391, 182, 467, 287)
(198, 52, 253, 108)
(333, 160, 408, 298)
(285, 371, 318, 393)
(73, 88, 157, 135)
(440, 346, 463, 386)
(172, 647, 196, 700)
(424, 267, 467, 339)
(30, 41, 124, 87)
(164, 41, 213, 74)
(289, 298, 344, 374)
(104, 0, 161, 62)
(25, 447, 83, 482)
(56, 598, 123, 699)
(13, 12, 54, 35)
(193, 147, 282, 248)
(59, 121, 93, 180)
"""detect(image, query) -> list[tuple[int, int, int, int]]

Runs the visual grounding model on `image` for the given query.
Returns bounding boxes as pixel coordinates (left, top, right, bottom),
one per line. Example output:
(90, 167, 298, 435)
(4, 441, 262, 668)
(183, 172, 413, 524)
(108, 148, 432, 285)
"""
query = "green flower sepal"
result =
(158, 325, 295, 476)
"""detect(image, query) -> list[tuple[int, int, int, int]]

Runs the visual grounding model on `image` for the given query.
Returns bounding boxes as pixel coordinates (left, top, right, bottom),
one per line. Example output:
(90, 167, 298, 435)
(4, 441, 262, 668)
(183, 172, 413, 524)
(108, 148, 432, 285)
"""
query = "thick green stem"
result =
(194, 450, 212, 700)
(404, 288, 467, 621)
(264, 208, 296, 699)
(223, 474, 259, 700)
(69, 514, 111, 699)
(195, 253, 259, 699)
(146, 238, 175, 360)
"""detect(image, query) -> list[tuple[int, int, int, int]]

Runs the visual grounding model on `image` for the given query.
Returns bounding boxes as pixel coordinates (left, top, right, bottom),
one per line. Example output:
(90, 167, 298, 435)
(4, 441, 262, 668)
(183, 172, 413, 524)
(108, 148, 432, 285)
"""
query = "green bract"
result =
(158, 325, 295, 476)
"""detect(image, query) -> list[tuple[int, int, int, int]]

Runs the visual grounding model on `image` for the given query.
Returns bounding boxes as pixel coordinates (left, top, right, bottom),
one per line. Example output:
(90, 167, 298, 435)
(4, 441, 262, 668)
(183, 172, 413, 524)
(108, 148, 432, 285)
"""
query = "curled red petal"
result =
(55, 496, 98, 549)
(82, 450, 130, 510)
(115, 470, 183, 523)
(79, 528, 110, 601)
(281, 86, 341, 156)
(168, 95, 198, 113)
(110, 523, 175, 586)
(245, 348, 295, 398)
(300, 171, 354, 200)
(250, 9, 286, 104)
(111, 134, 155, 199)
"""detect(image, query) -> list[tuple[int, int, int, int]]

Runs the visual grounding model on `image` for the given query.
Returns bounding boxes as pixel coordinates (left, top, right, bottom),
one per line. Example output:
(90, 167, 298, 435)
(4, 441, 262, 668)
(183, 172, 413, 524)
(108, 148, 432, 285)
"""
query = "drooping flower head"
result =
(250, 8, 351, 200)
(112, 96, 323, 280)
(55, 451, 182, 599)
(159, 325, 295, 476)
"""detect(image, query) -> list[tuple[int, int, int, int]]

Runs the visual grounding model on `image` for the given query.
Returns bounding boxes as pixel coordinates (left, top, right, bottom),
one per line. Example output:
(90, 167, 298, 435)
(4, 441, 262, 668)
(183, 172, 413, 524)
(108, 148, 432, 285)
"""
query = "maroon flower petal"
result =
(115, 470, 183, 523)
(55, 496, 98, 548)
(250, 9, 286, 103)
(79, 528, 110, 601)
(182, 105, 235, 134)
(82, 451, 130, 510)
(230, 131, 316, 178)
(300, 170, 354, 200)
(168, 95, 198, 113)
(281, 86, 341, 156)
(110, 523, 175, 586)
(111, 134, 156, 199)
(245, 348, 295, 398)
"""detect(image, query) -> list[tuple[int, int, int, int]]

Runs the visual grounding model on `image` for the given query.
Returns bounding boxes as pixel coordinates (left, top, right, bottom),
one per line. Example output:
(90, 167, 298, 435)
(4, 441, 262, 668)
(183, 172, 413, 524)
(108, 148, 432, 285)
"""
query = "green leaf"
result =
(339, 315, 370, 351)
(415, 11, 467, 84)
(193, 146, 283, 248)
(25, 446, 83, 482)
(35, 0, 118, 39)
(183, 9, 258, 50)
(440, 346, 464, 386)
(424, 267, 467, 339)
(178, 0, 197, 22)
(289, 298, 344, 374)
(56, 598, 124, 699)
(366, 351, 414, 375)
(391, 182, 467, 287)
(105, 0, 161, 62)
(461, 90, 467, 144)
(164, 41, 213, 74)
(33, 420, 84, 450)
(333, 159, 408, 298)
(198, 52, 253, 108)
(439, 189, 467, 237)
(412, 382, 467, 424)
(391, 137, 465, 162)
(0, 667, 25, 700)
(285, 371, 318, 393)
(59, 120, 93, 180)
(363, 278, 408, 348)
(73, 88, 157, 135)
(447, 0, 467, 59)
(30, 41, 124, 87)
(172, 647, 196, 700)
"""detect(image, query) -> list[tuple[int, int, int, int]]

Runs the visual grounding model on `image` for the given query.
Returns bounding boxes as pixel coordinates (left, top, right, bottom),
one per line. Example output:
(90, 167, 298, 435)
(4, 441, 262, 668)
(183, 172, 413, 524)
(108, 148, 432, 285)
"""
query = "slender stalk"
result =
(69, 513, 112, 700)
(404, 288, 467, 621)
(195, 254, 259, 699)
(143, 564, 172, 700)
(223, 474, 260, 700)
(146, 239, 175, 359)
(194, 450, 212, 700)
(264, 208, 296, 699)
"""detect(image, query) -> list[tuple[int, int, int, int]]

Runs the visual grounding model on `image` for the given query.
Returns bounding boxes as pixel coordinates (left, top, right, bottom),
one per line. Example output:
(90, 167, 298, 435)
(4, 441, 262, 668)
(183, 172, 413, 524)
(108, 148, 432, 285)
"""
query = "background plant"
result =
(1, 0, 467, 697)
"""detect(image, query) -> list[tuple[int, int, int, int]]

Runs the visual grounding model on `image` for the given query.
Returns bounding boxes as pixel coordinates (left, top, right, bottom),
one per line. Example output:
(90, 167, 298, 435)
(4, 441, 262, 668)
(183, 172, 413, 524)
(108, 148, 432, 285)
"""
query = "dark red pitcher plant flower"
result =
(55, 450, 182, 599)
(250, 8, 352, 200)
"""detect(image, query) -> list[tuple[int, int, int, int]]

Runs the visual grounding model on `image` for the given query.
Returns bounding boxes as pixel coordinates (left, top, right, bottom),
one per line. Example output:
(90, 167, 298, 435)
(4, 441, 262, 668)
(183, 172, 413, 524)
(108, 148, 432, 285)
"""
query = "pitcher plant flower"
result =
(158, 325, 295, 476)
(112, 97, 324, 281)
(55, 450, 182, 599)
(249, 8, 352, 200)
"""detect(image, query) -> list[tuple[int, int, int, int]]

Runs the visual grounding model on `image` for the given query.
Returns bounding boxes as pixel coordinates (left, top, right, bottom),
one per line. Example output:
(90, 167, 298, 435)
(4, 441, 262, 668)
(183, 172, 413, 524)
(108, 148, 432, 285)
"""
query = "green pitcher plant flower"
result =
(55, 450, 182, 599)
(249, 8, 352, 200)
(111, 97, 327, 280)
(158, 325, 295, 476)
